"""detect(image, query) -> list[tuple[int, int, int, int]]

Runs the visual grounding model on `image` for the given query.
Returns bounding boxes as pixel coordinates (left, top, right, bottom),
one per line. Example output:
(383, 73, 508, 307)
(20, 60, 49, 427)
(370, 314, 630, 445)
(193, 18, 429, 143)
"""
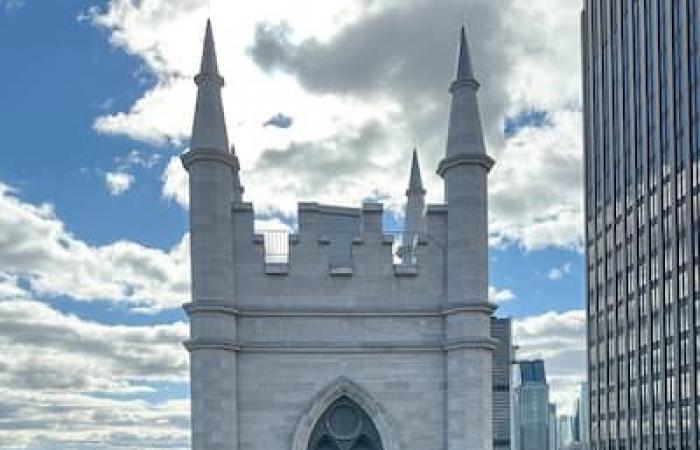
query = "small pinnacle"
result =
(191, 19, 229, 153)
(408, 147, 425, 194)
(199, 19, 220, 76)
(456, 25, 477, 82)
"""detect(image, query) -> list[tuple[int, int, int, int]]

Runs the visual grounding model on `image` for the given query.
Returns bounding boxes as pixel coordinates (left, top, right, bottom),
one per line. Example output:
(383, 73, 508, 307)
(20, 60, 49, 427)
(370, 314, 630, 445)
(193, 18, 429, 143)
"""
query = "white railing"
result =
(256, 229, 432, 266)
(258, 230, 289, 264)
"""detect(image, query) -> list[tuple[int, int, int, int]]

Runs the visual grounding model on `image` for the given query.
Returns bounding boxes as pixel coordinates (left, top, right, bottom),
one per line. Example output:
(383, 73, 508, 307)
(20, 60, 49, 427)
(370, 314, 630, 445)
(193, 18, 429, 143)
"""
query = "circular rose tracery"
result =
(327, 403, 362, 440)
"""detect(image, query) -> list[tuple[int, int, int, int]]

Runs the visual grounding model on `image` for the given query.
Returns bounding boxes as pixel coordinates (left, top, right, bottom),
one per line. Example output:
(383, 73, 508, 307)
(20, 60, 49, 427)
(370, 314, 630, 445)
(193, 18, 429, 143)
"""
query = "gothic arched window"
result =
(307, 396, 383, 450)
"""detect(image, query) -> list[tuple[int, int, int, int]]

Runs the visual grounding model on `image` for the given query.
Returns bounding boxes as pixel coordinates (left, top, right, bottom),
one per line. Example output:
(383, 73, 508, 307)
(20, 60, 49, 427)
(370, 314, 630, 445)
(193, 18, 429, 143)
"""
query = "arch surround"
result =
(291, 377, 401, 450)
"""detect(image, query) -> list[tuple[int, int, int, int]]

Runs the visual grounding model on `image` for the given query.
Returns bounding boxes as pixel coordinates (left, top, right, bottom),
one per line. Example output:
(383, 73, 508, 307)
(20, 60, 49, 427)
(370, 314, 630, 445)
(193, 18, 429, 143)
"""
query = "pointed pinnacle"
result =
(407, 147, 425, 195)
(456, 25, 477, 82)
(191, 19, 229, 153)
(199, 19, 220, 77)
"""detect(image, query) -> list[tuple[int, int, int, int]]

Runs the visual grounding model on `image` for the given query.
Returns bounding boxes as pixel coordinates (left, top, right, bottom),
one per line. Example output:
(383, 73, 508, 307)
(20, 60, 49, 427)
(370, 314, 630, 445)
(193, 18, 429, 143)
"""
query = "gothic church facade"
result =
(182, 20, 496, 450)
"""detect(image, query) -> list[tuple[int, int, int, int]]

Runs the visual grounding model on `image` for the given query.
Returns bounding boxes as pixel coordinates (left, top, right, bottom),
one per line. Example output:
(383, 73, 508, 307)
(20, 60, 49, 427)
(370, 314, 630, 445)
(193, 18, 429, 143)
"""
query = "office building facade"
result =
(492, 317, 513, 450)
(577, 382, 590, 445)
(550, 403, 559, 450)
(559, 415, 575, 449)
(583, 1, 700, 448)
(515, 360, 550, 450)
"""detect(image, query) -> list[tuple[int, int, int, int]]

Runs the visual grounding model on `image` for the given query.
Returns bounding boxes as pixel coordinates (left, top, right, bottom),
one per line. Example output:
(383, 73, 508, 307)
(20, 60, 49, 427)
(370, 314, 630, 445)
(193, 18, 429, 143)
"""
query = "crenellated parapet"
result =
(229, 200, 447, 310)
(233, 201, 446, 271)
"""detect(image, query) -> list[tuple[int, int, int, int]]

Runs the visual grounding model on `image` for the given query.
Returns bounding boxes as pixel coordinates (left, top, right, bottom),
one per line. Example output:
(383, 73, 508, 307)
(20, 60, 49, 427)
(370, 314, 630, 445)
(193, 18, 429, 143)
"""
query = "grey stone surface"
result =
(182, 21, 496, 450)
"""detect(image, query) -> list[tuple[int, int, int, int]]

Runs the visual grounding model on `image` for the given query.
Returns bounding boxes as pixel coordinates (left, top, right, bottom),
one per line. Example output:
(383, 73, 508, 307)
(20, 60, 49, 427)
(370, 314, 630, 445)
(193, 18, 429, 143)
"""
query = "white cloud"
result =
(0, 184, 191, 443)
(85, 0, 585, 250)
(0, 272, 28, 299)
(0, 182, 190, 311)
(254, 217, 293, 232)
(548, 261, 572, 280)
(103, 150, 162, 197)
(117, 149, 162, 169)
(504, 0, 582, 115)
(0, 298, 190, 449)
(489, 109, 583, 251)
(489, 285, 516, 303)
(94, 78, 194, 146)
(162, 155, 189, 208)
(104, 170, 135, 195)
(514, 309, 586, 414)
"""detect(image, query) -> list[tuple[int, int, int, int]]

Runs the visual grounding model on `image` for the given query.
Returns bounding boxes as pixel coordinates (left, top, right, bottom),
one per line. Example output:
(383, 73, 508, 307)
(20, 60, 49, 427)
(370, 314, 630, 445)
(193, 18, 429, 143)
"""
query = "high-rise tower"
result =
(583, 1, 700, 448)
(514, 360, 550, 450)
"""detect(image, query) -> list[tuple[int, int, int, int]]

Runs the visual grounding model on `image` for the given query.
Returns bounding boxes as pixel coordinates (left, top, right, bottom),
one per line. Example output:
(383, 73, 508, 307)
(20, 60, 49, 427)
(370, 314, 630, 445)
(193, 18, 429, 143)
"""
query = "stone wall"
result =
(231, 201, 447, 310)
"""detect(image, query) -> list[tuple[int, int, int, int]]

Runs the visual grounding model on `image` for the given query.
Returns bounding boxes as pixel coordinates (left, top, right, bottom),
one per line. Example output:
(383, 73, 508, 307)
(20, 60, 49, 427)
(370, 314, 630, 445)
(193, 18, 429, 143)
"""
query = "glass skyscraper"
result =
(491, 317, 513, 450)
(583, 1, 700, 449)
(514, 360, 550, 450)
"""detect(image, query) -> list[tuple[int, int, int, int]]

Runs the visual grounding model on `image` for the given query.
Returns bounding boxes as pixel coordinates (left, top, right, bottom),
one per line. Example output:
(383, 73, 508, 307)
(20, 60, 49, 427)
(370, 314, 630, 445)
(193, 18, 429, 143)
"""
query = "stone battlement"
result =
(229, 201, 448, 309)
(236, 201, 446, 271)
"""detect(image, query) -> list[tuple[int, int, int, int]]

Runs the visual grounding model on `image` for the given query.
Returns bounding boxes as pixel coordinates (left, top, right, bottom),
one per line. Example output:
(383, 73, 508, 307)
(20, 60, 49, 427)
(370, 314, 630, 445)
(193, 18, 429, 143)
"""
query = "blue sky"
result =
(0, 1, 583, 318)
(0, 0, 186, 249)
(0, 0, 585, 448)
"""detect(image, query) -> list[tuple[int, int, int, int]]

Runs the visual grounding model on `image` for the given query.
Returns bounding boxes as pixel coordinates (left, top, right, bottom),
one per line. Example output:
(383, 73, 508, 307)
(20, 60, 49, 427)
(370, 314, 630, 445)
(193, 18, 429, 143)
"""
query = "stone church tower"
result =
(182, 20, 496, 450)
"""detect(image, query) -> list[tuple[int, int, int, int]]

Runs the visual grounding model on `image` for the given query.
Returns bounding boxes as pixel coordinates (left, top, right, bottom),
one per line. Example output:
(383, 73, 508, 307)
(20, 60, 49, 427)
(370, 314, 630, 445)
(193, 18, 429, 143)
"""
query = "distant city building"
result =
(562, 382, 590, 450)
(577, 382, 589, 445)
(512, 367, 521, 450)
(562, 442, 588, 450)
(572, 399, 581, 443)
(491, 317, 513, 450)
(583, 0, 699, 448)
(515, 360, 550, 450)
(549, 403, 558, 450)
(558, 415, 574, 449)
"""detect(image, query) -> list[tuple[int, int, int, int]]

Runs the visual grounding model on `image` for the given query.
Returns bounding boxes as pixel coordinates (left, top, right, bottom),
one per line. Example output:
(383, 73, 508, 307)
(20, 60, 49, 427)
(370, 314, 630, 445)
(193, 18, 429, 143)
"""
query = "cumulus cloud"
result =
(0, 272, 28, 299)
(104, 170, 134, 195)
(247, 0, 583, 251)
(0, 182, 189, 311)
(249, 119, 398, 208)
(0, 183, 191, 446)
(514, 309, 586, 414)
(102, 151, 163, 196)
(489, 109, 583, 251)
(85, 0, 585, 250)
(162, 155, 189, 209)
(489, 285, 516, 303)
(93, 78, 194, 146)
(0, 298, 189, 449)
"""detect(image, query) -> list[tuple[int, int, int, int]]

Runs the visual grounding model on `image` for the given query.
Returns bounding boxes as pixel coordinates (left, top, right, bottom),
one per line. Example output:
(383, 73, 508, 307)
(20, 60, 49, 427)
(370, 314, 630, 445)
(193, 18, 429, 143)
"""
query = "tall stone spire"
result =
(438, 26, 496, 450)
(191, 19, 229, 154)
(400, 148, 426, 265)
(181, 22, 241, 450)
